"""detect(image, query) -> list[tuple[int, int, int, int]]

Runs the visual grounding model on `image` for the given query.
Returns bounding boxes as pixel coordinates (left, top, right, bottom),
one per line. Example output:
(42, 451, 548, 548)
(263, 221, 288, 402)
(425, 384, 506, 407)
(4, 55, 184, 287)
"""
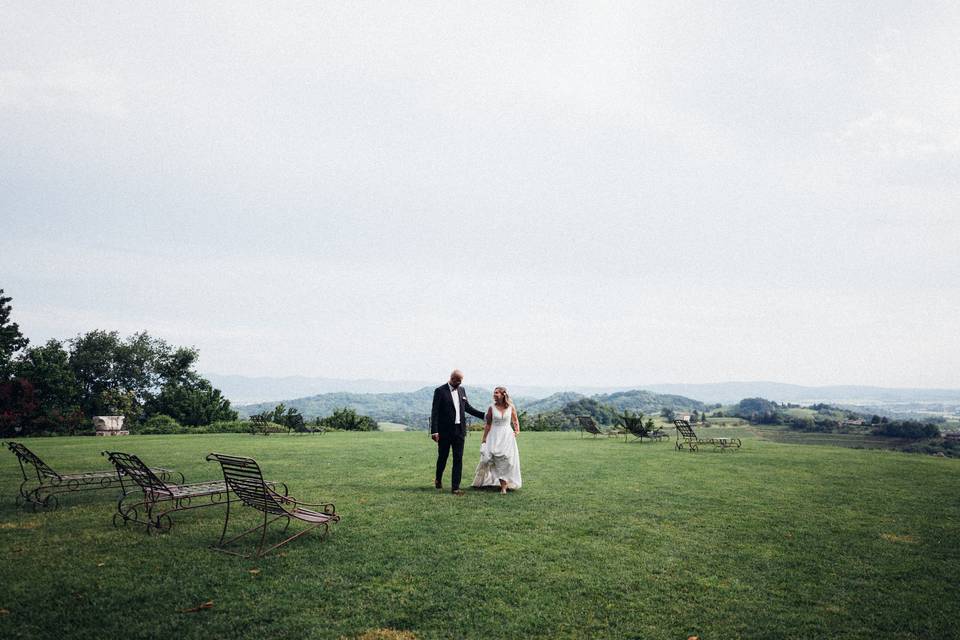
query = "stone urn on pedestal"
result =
(93, 415, 129, 436)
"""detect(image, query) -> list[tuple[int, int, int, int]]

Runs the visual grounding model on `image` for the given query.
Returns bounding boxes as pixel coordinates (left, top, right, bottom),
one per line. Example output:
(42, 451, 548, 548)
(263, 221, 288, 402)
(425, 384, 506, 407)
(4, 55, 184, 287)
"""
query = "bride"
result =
(472, 386, 522, 494)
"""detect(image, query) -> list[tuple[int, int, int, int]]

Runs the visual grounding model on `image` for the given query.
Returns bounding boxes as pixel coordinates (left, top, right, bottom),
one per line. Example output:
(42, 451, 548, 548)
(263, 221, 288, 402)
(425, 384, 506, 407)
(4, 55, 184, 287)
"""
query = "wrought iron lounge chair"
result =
(617, 411, 668, 443)
(206, 452, 340, 558)
(5, 441, 178, 510)
(102, 450, 286, 534)
(577, 415, 622, 438)
(623, 419, 669, 443)
(673, 419, 741, 452)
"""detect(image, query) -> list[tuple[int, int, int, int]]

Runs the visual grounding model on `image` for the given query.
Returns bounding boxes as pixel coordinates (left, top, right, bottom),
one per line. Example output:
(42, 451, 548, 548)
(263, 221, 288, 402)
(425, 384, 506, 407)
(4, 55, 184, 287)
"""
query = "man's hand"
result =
(431, 433, 440, 442)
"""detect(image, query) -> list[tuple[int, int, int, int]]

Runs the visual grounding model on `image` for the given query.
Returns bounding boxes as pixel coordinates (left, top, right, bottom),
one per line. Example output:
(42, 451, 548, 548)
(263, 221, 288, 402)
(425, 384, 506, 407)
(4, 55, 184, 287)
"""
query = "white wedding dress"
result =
(472, 405, 522, 490)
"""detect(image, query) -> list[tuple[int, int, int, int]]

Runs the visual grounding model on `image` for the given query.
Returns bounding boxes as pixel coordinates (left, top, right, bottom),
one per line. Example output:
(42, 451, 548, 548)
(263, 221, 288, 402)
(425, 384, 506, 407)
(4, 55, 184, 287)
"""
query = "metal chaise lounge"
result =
(618, 412, 669, 443)
(102, 450, 287, 534)
(624, 421, 669, 443)
(207, 452, 340, 558)
(673, 419, 741, 452)
(5, 441, 178, 510)
(577, 415, 622, 438)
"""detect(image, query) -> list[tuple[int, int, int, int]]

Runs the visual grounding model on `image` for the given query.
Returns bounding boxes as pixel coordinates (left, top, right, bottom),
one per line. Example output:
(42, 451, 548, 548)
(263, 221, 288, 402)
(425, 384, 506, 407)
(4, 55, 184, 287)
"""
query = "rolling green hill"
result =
(593, 389, 707, 413)
(237, 387, 705, 429)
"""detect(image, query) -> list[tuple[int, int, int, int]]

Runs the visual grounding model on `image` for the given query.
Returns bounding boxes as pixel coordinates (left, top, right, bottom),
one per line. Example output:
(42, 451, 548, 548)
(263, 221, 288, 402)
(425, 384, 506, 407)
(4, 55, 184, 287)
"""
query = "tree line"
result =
(729, 397, 942, 439)
(0, 289, 236, 437)
(247, 404, 379, 433)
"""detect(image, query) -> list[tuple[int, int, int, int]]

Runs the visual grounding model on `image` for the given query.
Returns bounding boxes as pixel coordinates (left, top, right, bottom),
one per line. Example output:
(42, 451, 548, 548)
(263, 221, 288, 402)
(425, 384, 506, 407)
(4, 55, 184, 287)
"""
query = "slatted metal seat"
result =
(102, 450, 282, 534)
(618, 412, 669, 443)
(5, 441, 177, 510)
(206, 452, 339, 558)
(673, 419, 742, 452)
(577, 415, 622, 438)
(624, 421, 669, 442)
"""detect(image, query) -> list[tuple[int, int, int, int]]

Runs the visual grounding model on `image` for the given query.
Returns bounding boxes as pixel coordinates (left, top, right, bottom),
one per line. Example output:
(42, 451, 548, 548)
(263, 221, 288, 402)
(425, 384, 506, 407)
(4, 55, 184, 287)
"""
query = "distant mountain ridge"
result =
(522, 390, 706, 414)
(235, 386, 706, 429)
(206, 374, 433, 404)
(235, 386, 527, 429)
(210, 373, 960, 407)
(642, 382, 960, 404)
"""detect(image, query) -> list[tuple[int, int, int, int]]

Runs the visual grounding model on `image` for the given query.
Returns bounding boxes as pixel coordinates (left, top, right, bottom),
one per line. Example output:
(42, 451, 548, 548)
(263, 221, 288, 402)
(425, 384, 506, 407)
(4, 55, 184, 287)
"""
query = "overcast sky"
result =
(2, 2, 958, 389)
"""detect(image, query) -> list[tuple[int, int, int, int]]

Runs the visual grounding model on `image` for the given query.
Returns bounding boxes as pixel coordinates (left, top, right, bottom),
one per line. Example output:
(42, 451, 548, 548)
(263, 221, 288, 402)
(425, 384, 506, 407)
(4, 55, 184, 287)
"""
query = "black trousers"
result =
(435, 433, 465, 490)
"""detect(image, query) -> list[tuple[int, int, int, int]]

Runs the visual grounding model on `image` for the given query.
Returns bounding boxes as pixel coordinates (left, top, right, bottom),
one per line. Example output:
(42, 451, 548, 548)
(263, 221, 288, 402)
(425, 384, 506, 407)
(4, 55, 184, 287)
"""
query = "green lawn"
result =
(750, 426, 912, 450)
(2, 432, 958, 639)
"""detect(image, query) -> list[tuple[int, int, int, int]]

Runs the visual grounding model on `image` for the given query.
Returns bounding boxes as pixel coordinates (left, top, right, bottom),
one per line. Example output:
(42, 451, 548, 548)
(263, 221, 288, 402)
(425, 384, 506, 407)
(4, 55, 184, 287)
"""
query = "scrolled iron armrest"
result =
(297, 501, 336, 515)
(289, 497, 336, 511)
(272, 491, 296, 504)
(266, 481, 289, 497)
(271, 491, 336, 514)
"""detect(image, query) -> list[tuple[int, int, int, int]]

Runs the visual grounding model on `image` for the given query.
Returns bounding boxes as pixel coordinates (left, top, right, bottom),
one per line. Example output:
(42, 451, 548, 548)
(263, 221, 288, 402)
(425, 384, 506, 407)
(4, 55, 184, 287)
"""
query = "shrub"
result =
(734, 398, 783, 424)
(192, 420, 255, 434)
(873, 420, 940, 439)
(320, 407, 378, 431)
(137, 414, 184, 435)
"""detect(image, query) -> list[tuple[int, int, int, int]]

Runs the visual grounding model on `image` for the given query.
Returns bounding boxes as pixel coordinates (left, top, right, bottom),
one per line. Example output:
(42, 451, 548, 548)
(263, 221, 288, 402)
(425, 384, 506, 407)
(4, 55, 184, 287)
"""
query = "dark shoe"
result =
(451, 489, 464, 496)
(434, 480, 443, 489)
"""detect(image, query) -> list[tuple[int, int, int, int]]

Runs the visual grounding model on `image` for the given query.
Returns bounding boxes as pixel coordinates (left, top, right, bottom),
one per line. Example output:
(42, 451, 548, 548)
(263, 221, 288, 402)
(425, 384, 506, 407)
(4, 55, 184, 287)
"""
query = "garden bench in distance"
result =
(577, 415, 623, 438)
(5, 441, 179, 510)
(673, 419, 742, 452)
(206, 452, 340, 558)
(102, 450, 287, 534)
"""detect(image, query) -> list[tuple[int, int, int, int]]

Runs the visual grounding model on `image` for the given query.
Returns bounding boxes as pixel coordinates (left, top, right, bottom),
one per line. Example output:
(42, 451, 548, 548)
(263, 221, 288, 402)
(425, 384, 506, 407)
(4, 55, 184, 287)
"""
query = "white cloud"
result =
(3, 3, 960, 388)
(841, 110, 959, 160)
(0, 58, 127, 118)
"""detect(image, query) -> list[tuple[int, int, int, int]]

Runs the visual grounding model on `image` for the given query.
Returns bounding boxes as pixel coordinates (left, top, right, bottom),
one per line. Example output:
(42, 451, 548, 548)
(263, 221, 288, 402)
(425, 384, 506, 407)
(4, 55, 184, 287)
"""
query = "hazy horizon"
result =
(3, 3, 958, 389)
(204, 371, 960, 392)
(204, 372, 960, 409)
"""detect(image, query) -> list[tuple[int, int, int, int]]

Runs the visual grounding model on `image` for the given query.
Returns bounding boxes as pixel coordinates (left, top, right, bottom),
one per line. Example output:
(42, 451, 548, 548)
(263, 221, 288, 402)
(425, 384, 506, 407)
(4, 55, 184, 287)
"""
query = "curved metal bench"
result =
(102, 450, 287, 535)
(674, 419, 742, 452)
(5, 441, 178, 510)
(577, 415, 622, 438)
(207, 452, 339, 558)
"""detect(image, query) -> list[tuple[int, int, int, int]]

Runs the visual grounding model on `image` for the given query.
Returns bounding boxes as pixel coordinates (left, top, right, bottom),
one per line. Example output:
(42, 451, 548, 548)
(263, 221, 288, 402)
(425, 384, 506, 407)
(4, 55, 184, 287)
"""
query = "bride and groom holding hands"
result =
(430, 370, 522, 495)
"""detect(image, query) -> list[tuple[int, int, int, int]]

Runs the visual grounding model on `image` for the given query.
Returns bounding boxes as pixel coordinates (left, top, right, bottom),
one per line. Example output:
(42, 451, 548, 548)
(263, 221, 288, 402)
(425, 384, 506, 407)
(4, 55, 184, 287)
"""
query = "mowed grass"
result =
(1, 432, 959, 640)
(751, 426, 915, 450)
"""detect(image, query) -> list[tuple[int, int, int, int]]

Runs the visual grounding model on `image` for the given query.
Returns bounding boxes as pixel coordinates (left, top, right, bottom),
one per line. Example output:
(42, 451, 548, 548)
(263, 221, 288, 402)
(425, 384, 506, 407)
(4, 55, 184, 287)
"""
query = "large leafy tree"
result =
(16, 339, 80, 414)
(68, 330, 199, 421)
(68, 330, 124, 416)
(150, 378, 237, 426)
(0, 290, 233, 429)
(0, 378, 40, 437)
(0, 289, 29, 380)
(14, 339, 84, 434)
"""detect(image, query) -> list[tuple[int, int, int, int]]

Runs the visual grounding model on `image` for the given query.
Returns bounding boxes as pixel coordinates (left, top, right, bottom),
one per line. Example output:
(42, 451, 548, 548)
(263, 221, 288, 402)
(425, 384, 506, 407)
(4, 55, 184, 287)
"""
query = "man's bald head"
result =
(449, 370, 464, 388)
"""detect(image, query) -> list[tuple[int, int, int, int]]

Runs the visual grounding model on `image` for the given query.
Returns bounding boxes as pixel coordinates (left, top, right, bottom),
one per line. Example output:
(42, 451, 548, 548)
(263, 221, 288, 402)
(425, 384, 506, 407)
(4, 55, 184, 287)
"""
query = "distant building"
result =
(945, 432, 960, 442)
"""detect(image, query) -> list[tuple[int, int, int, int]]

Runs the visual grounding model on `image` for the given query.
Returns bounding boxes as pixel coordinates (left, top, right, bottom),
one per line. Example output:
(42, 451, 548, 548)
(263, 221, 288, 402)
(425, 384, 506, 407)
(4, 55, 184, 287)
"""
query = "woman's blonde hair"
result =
(494, 386, 513, 408)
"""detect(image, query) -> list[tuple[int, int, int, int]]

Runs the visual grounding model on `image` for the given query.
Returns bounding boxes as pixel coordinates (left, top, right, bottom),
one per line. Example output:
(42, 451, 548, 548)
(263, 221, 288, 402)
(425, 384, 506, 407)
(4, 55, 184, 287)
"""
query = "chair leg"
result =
(210, 511, 288, 557)
(216, 494, 232, 547)
(255, 510, 269, 558)
(257, 521, 327, 558)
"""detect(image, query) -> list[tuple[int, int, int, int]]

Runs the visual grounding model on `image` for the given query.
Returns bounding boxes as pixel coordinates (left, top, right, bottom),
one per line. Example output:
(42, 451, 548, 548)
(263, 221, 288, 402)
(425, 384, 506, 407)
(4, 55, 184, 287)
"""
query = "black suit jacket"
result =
(430, 384, 485, 438)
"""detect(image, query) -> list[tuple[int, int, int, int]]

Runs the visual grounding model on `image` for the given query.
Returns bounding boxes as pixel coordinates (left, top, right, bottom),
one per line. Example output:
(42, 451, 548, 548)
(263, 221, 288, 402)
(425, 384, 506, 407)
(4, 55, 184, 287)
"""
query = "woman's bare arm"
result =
(482, 407, 493, 443)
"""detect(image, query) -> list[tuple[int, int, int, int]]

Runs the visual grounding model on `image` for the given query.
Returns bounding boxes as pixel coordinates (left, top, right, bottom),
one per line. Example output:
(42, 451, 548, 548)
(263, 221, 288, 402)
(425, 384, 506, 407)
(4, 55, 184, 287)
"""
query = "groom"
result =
(431, 369, 485, 495)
